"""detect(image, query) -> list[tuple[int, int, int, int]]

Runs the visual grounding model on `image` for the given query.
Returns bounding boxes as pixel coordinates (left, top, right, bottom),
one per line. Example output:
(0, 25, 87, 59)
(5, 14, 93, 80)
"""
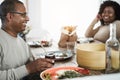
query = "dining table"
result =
(25, 38, 120, 80)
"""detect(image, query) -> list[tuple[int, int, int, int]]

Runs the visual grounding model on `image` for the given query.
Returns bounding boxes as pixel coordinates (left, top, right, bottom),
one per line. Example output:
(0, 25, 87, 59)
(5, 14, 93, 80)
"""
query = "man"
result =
(0, 0, 53, 80)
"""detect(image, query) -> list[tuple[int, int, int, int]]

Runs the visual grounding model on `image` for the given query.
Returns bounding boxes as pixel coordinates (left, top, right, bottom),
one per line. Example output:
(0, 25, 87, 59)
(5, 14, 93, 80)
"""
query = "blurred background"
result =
(0, 0, 120, 42)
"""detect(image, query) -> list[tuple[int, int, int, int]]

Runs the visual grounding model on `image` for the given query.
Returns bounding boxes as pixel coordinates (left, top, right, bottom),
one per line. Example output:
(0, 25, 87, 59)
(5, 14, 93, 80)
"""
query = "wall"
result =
(40, 0, 100, 42)
(1, 0, 120, 42)
(26, 0, 42, 39)
(0, 0, 100, 42)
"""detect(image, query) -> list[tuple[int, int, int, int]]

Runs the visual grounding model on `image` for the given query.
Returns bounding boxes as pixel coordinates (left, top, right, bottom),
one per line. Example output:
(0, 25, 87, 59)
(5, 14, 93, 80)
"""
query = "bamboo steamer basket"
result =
(76, 43, 119, 70)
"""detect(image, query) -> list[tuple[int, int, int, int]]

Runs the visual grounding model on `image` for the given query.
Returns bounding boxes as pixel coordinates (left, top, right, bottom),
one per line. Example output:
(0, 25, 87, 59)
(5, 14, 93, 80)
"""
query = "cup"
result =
(45, 53, 55, 65)
(66, 42, 75, 53)
(45, 54, 55, 59)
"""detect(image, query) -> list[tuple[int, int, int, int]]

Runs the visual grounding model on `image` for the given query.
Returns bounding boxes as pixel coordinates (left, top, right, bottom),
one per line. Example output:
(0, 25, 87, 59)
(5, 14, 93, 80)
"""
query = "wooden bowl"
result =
(76, 43, 119, 70)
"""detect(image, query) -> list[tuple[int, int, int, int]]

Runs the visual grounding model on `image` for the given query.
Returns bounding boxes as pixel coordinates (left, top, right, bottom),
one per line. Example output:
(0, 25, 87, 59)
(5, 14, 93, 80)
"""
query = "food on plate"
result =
(41, 40, 49, 46)
(41, 67, 89, 80)
(53, 52, 68, 57)
(43, 73, 51, 80)
(56, 69, 83, 79)
(43, 51, 73, 61)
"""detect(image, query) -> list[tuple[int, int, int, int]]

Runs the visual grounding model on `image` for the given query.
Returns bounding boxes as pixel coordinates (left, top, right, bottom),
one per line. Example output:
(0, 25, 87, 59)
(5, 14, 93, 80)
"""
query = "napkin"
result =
(61, 25, 77, 36)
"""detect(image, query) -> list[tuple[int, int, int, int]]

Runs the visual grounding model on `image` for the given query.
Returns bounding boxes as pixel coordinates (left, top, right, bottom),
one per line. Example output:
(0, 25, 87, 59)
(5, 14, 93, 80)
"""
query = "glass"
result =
(45, 54, 55, 59)
(105, 23, 120, 74)
(45, 53, 55, 65)
(10, 11, 27, 18)
(66, 42, 75, 54)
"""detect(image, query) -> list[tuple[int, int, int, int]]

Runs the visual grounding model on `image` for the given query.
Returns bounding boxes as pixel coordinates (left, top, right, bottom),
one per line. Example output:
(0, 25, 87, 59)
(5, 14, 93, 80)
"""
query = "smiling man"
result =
(0, 0, 54, 80)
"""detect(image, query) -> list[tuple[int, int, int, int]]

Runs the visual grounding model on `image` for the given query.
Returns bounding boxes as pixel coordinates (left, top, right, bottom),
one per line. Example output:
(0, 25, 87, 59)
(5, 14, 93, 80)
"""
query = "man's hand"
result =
(26, 58, 54, 74)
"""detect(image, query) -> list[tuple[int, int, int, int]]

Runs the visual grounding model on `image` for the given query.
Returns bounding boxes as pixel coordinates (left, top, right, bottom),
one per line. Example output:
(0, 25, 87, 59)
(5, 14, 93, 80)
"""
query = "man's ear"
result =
(6, 13, 12, 22)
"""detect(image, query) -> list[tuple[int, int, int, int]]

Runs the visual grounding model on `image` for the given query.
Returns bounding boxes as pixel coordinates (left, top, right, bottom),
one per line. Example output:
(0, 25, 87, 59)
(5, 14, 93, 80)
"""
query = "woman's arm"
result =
(85, 15, 101, 37)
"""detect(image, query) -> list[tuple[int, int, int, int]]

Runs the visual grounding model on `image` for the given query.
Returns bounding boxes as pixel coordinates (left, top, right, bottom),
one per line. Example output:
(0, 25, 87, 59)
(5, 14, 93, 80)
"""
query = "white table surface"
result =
(28, 39, 120, 80)
(64, 73, 120, 80)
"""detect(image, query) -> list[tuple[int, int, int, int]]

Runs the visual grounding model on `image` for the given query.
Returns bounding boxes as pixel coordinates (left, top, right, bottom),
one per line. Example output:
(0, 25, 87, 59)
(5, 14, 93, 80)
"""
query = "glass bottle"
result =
(105, 23, 120, 74)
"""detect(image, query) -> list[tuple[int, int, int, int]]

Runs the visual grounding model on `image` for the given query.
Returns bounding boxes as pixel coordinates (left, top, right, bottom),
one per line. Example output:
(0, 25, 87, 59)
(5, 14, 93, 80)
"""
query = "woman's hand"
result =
(95, 14, 102, 23)
(92, 14, 101, 25)
(85, 14, 102, 37)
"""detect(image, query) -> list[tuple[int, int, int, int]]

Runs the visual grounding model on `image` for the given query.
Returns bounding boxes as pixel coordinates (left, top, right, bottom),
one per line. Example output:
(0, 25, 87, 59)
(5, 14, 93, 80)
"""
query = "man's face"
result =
(10, 3, 29, 33)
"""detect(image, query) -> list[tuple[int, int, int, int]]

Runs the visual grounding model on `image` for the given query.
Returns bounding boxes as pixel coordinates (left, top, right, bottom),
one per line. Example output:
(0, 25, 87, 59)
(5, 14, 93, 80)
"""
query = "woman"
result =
(85, 0, 120, 43)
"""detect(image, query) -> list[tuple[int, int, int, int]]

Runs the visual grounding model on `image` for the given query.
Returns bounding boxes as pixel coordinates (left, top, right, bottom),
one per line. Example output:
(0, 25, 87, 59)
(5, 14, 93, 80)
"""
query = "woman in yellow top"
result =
(85, 0, 120, 43)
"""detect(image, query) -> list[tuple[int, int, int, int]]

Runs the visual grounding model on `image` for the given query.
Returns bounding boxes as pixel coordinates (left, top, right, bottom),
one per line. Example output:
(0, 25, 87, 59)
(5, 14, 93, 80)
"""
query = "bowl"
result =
(76, 43, 119, 70)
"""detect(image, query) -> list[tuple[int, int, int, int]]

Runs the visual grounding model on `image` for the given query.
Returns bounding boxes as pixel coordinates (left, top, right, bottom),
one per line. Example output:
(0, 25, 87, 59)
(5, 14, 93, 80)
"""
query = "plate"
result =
(27, 40, 52, 47)
(44, 50, 73, 61)
(40, 66, 90, 80)
(77, 37, 94, 43)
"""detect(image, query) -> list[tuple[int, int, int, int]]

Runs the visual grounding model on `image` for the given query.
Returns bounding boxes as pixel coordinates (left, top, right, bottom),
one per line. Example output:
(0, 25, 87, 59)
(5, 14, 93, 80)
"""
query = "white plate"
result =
(40, 66, 89, 80)
(27, 41, 52, 47)
(77, 37, 94, 43)
(41, 50, 73, 61)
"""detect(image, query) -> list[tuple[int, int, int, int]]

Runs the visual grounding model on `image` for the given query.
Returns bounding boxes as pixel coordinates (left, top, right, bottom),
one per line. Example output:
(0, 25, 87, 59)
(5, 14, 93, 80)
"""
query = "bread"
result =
(64, 26, 76, 33)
